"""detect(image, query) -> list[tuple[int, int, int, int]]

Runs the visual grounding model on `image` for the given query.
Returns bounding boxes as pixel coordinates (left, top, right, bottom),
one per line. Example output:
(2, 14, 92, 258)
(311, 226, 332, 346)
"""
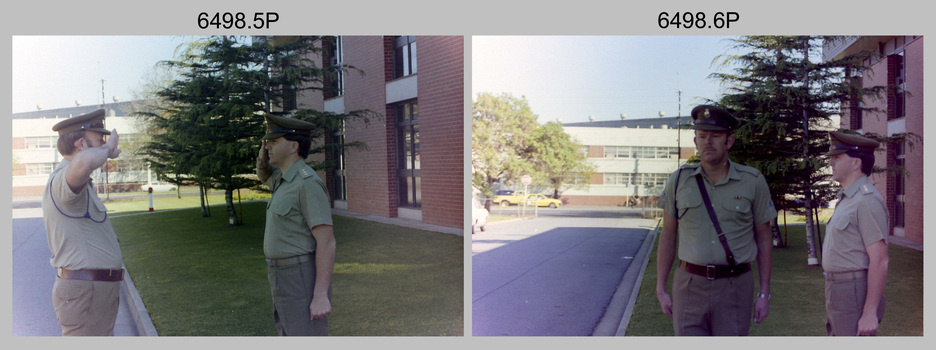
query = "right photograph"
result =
(470, 35, 923, 336)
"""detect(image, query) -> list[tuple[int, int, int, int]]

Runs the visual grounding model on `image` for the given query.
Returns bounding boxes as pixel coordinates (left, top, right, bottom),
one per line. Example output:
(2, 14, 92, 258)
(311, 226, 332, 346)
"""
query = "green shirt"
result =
(658, 160, 777, 266)
(822, 175, 888, 273)
(264, 161, 333, 259)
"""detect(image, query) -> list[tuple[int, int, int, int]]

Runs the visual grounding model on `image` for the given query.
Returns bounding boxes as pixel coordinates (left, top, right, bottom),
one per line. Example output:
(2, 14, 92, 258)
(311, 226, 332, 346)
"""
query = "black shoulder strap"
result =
(694, 174, 737, 267)
(672, 168, 683, 210)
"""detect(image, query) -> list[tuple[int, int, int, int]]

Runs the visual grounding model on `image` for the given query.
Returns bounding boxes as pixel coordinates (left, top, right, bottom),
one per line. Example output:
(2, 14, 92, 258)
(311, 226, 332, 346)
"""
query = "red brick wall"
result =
(902, 37, 924, 243)
(342, 36, 394, 218)
(414, 36, 464, 228)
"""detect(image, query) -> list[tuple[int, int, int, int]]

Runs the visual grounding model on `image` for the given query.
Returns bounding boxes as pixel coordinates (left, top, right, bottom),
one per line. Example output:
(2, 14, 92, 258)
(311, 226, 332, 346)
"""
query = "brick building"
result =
(315, 36, 465, 229)
(823, 36, 924, 244)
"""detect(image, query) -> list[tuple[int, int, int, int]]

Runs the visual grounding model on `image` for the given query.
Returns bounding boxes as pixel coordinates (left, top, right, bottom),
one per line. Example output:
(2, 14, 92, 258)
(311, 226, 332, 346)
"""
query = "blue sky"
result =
(11, 36, 194, 113)
(472, 36, 745, 124)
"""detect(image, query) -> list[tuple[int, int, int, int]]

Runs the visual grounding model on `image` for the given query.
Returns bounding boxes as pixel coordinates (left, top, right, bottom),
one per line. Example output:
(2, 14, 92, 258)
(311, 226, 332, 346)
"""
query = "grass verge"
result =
(626, 224, 923, 336)
(111, 201, 463, 336)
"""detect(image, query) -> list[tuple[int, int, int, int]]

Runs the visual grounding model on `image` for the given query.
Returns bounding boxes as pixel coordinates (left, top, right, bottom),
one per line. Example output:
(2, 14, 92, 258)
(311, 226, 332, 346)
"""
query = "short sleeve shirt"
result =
(821, 176, 888, 273)
(658, 160, 777, 265)
(263, 161, 333, 259)
(41, 160, 123, 270)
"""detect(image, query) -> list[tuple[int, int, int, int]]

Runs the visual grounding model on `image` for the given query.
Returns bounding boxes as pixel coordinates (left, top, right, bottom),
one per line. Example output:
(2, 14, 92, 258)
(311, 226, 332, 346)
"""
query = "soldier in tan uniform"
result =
(41, 109, 125, 336)
(822, 131, 888, 336)
(656, 105, 776, 336)
(256, 114, 335, 336)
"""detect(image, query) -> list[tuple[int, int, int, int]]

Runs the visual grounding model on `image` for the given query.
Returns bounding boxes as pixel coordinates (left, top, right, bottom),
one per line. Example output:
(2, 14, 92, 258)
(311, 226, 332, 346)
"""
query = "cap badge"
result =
(703, 109, 711, 119)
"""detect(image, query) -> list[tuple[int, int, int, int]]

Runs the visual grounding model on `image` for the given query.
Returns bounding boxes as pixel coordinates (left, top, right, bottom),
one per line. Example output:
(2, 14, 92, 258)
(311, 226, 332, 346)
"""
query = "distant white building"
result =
(559, 114, 839, 207)
(560, 116, 694, 207)
(12, 102, 149, 198)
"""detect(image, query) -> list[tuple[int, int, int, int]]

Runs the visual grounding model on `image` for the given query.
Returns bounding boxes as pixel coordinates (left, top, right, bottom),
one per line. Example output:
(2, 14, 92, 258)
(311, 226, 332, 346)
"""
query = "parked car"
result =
(472, 198, 489, 234)
(525, 194, 562, 208)
(493, 190, 526, 206)
(145, 182, 177, 192)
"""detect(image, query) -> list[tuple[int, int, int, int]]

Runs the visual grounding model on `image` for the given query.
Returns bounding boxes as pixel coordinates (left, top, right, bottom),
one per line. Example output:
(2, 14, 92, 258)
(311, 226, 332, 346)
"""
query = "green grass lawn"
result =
(104, 190, 270, 215)
(626, 224, 923, 336)
(111, 201, 463, 336)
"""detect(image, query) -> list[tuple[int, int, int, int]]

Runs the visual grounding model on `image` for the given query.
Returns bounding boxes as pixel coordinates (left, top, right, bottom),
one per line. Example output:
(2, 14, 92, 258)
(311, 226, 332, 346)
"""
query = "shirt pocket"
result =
(831, 213, 853, 231)
(675, 193, 705, 230)
(270, 194, 298, 218)
(721, 194, 753, 224)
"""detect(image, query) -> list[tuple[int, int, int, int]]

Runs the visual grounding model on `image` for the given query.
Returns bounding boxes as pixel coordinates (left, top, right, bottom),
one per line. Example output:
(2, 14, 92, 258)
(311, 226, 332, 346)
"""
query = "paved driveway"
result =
(471, 208, 657, 336)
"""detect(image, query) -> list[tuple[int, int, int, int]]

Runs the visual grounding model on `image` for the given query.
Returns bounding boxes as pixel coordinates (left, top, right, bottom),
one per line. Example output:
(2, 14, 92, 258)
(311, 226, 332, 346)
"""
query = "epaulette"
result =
(298, 164, 315, 179)
(860, 184, 875, 195)
(734, 163, 763, 176)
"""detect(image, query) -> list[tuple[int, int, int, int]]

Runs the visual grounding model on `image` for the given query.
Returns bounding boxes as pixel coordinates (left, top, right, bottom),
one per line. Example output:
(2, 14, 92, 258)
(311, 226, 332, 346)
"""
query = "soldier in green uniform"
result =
(822, 131, 888, 336)
(655, 105, 776, 336)
(41, 109, 125, 336)
(256, 114, 336, 336)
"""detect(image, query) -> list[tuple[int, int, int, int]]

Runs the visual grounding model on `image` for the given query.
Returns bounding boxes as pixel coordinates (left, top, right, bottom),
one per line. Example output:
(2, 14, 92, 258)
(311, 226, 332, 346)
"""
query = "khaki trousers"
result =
(52, 276, 120, 336)
(671, 268, 755, 336)
(267, 257, 331, 336)
(825, 275, 885, 336)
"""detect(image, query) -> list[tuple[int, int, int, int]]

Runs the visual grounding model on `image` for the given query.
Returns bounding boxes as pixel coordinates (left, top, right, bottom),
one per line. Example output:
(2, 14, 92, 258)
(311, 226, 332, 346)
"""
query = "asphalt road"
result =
(471, 207, 657, 336)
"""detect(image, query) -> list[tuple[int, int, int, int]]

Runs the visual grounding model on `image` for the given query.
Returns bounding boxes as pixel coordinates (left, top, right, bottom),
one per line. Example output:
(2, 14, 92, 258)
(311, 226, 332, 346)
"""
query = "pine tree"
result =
(712, 36, 886, 264)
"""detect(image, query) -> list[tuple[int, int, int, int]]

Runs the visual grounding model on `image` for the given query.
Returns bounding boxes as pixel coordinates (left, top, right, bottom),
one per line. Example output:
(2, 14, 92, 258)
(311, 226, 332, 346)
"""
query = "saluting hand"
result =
(106, 129, 121, 159)
(257, 140, 268, 167)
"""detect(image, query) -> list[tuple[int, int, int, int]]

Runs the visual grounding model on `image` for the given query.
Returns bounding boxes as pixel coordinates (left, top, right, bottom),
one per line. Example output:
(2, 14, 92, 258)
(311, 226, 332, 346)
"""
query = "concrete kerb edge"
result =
(122, 265, 158, 336)
(591, 220, 660, 336)
(615, 225, 659, 336)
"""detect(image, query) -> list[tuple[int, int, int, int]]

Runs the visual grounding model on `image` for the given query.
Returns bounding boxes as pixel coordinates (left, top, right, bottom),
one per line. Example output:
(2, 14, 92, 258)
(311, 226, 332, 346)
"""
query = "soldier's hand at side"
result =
(106, 129, 121, 159)
(753, 297, 769, 323)
(310, 296, 331, 320)
(657, 291, 673, 318)
(856, 313, 879, 335)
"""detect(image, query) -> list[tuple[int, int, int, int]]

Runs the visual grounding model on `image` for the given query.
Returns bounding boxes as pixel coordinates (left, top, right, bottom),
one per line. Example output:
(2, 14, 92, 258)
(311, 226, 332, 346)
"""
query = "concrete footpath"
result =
(12, 203, 462, 337)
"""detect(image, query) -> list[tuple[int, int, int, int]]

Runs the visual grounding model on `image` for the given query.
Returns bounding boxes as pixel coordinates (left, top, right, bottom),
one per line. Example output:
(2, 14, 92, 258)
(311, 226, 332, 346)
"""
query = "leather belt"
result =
(680, 261, 751, 280)
(266, 253, 314, 267)
(58, 268, 124, 282)
(823, 270, 868, 281)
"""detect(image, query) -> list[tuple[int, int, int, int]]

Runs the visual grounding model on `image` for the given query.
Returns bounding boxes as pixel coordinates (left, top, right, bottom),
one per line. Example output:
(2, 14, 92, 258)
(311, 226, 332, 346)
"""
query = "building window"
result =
(25, 136, 56, 149)
(324, 36, 344, 98)
(895, 52, 906, 119)
(602, 173, 669, 187)
(395, 100, 420, 208)
(26, 163, 54, 176)
(393, 36, 417, 79)
(894, 141, 905, 228)
(332, 125, 347, 201)
(603, 146, 678, 159)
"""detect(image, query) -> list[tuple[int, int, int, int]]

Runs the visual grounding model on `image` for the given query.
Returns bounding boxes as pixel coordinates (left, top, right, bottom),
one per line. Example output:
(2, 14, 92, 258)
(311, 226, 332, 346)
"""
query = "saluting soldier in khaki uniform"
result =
(256, 114, 335, 336)
(656, 105, 776, 336)
(41, 109, 125, 336)
(822, 131, 888, 336)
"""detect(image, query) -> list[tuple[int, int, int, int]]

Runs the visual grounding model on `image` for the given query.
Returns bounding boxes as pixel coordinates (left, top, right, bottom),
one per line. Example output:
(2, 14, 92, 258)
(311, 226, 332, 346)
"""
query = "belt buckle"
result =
(706, 265, 716, 280)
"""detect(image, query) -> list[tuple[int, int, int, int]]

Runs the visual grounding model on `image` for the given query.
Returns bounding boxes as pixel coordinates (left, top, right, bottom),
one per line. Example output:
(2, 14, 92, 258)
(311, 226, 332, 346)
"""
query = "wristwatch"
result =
(758, 293, 771, 300)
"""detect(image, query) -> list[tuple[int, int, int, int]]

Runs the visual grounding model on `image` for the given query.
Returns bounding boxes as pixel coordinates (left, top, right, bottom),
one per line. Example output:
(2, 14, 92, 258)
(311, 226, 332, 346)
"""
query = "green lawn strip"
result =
(104, 191, 271, 215)
(626, 224, 923, 336)
(111, 201, 463, 336)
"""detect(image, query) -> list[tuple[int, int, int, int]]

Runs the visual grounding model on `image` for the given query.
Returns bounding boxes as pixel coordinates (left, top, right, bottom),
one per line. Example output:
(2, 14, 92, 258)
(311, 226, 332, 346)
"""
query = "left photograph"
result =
(11, 35, 465, 336)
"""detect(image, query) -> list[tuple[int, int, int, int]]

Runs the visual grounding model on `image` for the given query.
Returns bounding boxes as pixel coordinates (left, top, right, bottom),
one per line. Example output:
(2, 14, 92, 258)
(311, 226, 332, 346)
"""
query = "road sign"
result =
(521, 175, 532, 186)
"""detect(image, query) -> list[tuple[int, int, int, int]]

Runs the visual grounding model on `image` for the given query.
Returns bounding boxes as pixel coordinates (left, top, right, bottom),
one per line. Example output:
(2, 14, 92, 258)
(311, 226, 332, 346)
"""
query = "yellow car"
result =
(524, 194, 562, 208)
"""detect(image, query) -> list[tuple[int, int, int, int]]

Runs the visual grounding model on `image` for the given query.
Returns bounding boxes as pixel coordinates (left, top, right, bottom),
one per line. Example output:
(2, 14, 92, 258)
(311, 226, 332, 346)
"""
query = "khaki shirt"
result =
(264, 161, 333, 259)
(822, 175, 888, 273)
(41, 160, 123, 270)
(659, 160, 777, 266)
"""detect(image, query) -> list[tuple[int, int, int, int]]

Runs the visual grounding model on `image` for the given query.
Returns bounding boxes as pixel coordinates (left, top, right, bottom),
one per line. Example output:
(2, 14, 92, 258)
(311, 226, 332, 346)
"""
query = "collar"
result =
(689, 159, 740, 184)
(840, 175, 871, 199)
(280, 160, 305, 182)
